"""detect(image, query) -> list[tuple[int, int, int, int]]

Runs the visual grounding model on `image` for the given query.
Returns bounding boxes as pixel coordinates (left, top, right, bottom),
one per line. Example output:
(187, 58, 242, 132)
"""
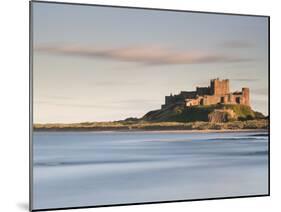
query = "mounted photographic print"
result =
(30, 1, 270, 211)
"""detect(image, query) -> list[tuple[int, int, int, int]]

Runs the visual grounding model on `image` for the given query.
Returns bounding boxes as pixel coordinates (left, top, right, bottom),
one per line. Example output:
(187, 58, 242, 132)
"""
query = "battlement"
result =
(161, 78, 250, 109)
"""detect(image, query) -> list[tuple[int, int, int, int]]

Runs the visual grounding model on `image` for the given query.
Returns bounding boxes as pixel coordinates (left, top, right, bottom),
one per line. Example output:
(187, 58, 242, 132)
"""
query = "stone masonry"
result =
(161, 78, 250, 109)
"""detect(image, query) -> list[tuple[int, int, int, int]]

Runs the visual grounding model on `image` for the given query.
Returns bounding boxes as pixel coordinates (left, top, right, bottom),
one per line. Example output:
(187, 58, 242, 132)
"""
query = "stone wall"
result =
(210, 79, 229, 95)
(203, 95, 221, 105)
(242, 88, 250, 106)
(163, 78, 250, 108)
(196, 87, 211, 96)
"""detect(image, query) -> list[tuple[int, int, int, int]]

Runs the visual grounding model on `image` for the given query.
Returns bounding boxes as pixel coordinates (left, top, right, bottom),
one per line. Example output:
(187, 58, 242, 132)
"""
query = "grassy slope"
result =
(34, 119, 268, 131)
(34, 104, 267, 131)
(142, 104, 261, 122)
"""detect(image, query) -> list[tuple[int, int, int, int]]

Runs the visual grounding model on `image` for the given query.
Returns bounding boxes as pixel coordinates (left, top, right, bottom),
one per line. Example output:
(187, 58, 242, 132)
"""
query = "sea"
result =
(32, 131, 268, 210)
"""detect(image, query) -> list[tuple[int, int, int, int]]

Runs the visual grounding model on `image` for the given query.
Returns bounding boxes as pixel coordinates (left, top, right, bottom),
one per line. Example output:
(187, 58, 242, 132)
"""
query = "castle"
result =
(161, 78, 250, 109)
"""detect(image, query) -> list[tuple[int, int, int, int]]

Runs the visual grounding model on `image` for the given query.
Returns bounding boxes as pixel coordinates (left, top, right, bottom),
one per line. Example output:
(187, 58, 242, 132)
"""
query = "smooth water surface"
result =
(33, 131, 268, 209)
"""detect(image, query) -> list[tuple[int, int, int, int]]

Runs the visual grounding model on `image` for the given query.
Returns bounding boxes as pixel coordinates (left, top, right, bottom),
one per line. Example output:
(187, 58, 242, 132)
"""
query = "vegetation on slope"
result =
(142, 104, 264, 122)
(34, 104, 268, 131)
(34, 119, 268, 131)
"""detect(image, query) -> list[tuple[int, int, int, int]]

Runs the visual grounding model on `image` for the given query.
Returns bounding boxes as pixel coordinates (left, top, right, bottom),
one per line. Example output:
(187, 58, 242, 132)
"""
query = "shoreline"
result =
(33, 128, 269, 134)
(33, 119, 268, 133)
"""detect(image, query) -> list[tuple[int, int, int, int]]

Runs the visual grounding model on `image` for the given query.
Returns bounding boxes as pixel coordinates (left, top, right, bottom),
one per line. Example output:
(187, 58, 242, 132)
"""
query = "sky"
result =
(32, 2, 269, 123)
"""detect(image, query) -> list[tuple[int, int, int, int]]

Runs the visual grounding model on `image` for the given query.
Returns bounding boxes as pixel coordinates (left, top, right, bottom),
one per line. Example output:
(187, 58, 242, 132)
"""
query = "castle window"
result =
(235, 97, 240, 104)
(220, 97, 225, 103)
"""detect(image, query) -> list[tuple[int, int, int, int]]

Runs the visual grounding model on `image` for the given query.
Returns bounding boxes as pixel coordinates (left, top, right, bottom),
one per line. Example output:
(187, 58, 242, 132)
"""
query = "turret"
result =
(242, 88, 250, 106)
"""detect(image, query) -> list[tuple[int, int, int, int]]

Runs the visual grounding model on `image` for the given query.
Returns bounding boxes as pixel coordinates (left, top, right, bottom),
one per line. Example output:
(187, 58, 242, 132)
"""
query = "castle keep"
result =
(162, 78, 250, 109)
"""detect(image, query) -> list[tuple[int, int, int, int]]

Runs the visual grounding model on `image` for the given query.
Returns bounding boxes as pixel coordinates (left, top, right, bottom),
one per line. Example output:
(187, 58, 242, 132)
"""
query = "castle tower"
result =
(242, 88, 250, 106)
(210, 78, 229, 95)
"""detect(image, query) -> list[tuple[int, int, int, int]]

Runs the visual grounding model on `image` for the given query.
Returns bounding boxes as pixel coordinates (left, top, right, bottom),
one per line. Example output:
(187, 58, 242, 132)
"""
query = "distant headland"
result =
(34, 78, 268, 131)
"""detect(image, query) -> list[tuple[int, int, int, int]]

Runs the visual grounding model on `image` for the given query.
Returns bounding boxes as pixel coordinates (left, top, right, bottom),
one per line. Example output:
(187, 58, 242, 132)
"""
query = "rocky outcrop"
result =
(208, 109, 237, 123)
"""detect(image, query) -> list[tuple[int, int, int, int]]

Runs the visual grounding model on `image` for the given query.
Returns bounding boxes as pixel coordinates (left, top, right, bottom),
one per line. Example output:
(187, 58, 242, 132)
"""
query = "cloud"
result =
(221, 40, 254, 49)
(35, 44, 253, 65)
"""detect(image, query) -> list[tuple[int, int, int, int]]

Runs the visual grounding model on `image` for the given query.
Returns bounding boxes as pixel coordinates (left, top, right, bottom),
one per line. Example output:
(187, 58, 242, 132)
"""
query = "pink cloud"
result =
(35, 44, 253, 65)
